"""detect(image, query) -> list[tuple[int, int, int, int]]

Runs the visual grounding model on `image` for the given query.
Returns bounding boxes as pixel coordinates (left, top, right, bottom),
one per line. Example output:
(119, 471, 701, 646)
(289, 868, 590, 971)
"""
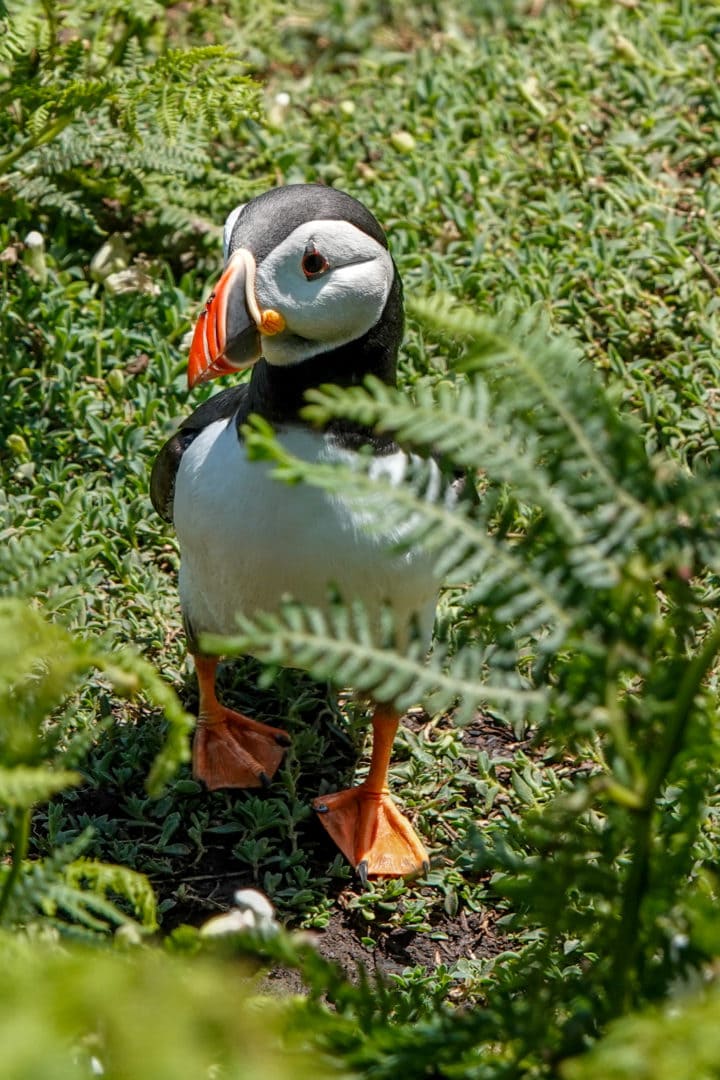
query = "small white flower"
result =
(233, 888, 276, 922)
(104, 267, 161, 296)
(267, 91, 292, 131)
(90, 234, 130, 282)
(200, 910, 256, 936)
(200, 888, 278, 938)
(23, 230, 47, 283)
(115, 923, 143, 946)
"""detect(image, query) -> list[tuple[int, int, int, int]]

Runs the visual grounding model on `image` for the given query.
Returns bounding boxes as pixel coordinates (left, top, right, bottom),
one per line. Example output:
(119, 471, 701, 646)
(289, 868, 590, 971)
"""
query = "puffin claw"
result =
(259, 771, 271, 789)
(315, 802, 329, 814)
(275, 733, 292, 747)
(357, 860, 369, 889)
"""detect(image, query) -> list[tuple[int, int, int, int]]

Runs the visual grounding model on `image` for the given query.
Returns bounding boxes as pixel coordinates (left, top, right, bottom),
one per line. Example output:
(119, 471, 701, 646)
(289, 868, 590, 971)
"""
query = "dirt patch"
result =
(39, 701, 525, 988)
(261, 899, 506, 996)
(168, 710, 524, 990)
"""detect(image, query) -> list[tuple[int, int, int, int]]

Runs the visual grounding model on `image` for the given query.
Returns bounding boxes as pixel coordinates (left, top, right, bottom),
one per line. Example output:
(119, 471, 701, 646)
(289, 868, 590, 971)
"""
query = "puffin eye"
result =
(301, 244, 329, 279)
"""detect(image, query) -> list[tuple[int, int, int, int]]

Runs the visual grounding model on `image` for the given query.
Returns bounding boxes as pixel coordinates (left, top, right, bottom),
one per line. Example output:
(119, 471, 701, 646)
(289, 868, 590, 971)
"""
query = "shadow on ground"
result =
(35, 659, 529, 983)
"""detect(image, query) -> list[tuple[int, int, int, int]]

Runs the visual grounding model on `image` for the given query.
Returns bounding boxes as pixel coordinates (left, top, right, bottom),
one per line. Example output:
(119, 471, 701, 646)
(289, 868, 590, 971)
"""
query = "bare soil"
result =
(163, 710, 527, 990)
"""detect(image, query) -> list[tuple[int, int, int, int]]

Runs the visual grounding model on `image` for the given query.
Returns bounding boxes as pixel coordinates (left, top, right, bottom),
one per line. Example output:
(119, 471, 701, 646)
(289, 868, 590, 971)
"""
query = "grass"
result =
(2, 0, 719, 1038)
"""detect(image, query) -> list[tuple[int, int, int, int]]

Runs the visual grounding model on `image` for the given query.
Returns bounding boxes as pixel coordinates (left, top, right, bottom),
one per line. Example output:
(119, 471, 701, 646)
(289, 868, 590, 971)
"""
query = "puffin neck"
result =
(246, 344, 396, 421)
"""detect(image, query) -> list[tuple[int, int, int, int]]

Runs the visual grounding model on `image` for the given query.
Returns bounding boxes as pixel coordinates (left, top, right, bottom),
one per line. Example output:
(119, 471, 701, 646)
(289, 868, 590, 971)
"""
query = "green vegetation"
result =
(2, 937, 315, 1079)
(2, 0, 720, 1076)
(0, 0, 260, 247)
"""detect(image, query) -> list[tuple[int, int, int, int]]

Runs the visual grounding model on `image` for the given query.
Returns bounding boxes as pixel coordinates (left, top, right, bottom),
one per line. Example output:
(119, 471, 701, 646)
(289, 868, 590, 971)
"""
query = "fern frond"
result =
(411, 298, 652, 519)
(94, 648, 194, 796)
(123, 136, 208, 176)
(300, 309, 696, 588)
(0, 499, 95, 602)
(0, 14, 36, 62)
(0, 596, 191, 793)
(50, 77, 114, 115)
(2, 825, 155, 935)
(304, 376, 596, 546)
(64, 860, 157, 930)
(206, 603, 543, 724)
(151, 44, 232, 76)
(244, 415, 601, 637)
(0, 600, 93, 764)
(0, 765, 81, 808)
(235, 304, 712, 751)
(5, 169, 94, 221)
(0, 6, 260, 237)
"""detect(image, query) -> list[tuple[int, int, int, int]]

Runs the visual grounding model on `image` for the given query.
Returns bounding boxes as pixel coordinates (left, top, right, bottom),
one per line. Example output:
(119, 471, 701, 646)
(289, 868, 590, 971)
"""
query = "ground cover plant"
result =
(2, 0, 720, 1076)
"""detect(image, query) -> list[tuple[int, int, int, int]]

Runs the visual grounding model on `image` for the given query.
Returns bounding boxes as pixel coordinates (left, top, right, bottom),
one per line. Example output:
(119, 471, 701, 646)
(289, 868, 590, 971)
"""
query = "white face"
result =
(251, 219, 394, 367)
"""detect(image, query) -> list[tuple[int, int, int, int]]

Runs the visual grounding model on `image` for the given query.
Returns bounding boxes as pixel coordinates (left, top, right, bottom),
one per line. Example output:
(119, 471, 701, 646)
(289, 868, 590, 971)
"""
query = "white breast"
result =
(173, 417, 439, 651)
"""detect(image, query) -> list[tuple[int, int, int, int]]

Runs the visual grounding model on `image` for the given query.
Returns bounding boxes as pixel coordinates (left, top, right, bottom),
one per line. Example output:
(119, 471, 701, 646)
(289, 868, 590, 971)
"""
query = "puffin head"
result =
(188, 185, 402, 390)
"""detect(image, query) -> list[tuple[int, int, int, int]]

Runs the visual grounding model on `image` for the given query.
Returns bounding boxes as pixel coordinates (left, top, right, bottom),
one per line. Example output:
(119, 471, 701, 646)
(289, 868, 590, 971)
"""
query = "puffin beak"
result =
(187, 249, 263, 388)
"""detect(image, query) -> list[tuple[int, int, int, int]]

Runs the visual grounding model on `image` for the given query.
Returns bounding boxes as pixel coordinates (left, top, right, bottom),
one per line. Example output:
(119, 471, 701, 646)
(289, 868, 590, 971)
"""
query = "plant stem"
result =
(99, 18, 137, 77)
(95, 296, 105, 381)
(610, 619, 720, 1013)
(0, 114, 74, 176)
(0, 807, 32, 923)
(645, 620, 720, 803)
(40, 0, 58, 61)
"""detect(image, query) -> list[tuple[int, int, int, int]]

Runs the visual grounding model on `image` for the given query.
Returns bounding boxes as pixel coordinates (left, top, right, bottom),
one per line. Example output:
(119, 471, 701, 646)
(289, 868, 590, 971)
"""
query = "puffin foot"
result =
(192, 709, 290, 791)
(313, 785, 429, 881)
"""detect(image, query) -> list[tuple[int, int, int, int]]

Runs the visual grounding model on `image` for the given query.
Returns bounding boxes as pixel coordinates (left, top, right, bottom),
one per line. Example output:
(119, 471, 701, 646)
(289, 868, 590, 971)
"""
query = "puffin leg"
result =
(313, 704, 429, 880)
(191, 655, 290, 791)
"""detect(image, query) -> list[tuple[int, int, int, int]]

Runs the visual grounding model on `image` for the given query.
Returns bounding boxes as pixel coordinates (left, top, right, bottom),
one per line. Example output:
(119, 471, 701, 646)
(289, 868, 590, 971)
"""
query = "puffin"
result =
(151, 184, 440, 881)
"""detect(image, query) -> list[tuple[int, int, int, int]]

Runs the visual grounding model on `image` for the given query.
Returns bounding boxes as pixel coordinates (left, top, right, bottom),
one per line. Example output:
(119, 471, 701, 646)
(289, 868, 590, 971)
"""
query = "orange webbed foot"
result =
(193, 708, 290, 791)
(314, 785, 429, 882)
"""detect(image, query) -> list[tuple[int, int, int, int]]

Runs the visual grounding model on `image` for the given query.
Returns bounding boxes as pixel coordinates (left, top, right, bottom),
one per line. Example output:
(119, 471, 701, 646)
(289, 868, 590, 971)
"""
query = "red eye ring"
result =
(302, 245, 329, 279)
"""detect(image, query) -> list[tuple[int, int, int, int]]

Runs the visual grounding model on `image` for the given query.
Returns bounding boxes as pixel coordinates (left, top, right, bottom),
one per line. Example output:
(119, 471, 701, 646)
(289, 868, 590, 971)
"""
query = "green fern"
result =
(0, 765, 81, 808)
(0, 499, 97, 611)
(223, 301, 720, 1064)
(0, 933, 315, 1079)
(208, 600, 542, 724)
(563, 983, 720, 1080)
(4, 830, 157, 936)
(0, 0, 261, 241)
(0, 511, 192, 937)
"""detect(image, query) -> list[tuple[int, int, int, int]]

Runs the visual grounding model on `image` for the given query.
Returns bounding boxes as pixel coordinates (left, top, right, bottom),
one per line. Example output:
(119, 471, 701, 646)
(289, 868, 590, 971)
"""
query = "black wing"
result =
(150, 384, 250, 523)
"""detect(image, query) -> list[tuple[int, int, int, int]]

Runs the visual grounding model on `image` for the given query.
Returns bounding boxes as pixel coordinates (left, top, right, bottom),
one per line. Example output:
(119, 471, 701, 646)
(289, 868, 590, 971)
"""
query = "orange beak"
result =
(187, 249, 263, 389)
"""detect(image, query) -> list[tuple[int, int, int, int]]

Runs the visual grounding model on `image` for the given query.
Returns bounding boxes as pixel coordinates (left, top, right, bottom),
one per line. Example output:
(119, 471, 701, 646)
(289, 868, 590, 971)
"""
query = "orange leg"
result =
(313, 704, 429, 883)
(191, 655, 290, 791)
